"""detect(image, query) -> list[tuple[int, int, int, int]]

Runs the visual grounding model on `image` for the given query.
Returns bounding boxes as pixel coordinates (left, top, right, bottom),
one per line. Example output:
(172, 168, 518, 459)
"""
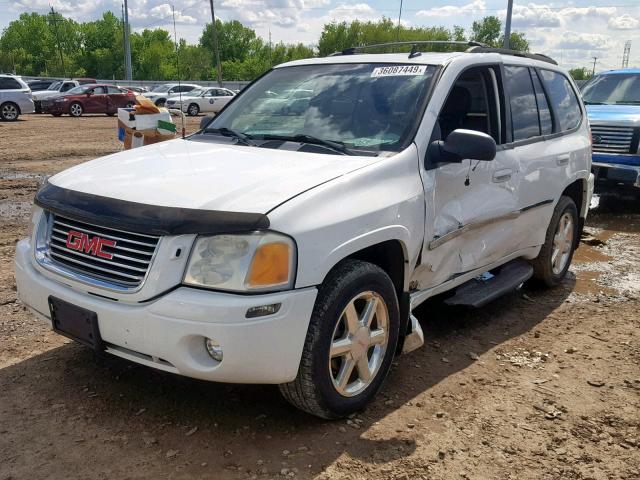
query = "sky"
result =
(1, 0, 639, 72)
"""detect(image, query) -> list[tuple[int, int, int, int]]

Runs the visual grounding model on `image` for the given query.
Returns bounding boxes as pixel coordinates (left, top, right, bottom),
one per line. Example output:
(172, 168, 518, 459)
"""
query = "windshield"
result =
(186, 88, 206, 96)
(66, 85, 92, 95)
(151, 84, 171, 92)
(49, 81, 62, 91)
(582, 73, 640, 105)
(203, 63, 436, 153)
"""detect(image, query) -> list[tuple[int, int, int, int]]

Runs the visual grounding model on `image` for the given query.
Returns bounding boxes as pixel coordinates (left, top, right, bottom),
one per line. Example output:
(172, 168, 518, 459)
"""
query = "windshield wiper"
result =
(583, 101, 607, 105)
(615, 101, 640, 104)
(204, 127, 257, 146)
(254, 133, 355, 155)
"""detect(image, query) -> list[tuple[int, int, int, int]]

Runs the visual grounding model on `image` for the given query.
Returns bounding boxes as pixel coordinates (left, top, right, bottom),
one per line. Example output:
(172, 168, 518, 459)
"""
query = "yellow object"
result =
(134, 95, 159, 112)
(246, 242, 291, 287)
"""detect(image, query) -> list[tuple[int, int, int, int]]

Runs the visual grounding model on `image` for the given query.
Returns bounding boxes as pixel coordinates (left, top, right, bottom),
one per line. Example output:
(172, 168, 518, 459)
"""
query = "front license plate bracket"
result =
(48, 296, 104, 351)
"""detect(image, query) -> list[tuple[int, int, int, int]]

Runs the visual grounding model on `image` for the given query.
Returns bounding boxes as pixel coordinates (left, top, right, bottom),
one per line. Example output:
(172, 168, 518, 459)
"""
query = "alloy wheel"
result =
(329, 291, 389, 397)
(551, 212, 574, 274)
(1, 103, 18, 120)
(70, 103, 83, 117)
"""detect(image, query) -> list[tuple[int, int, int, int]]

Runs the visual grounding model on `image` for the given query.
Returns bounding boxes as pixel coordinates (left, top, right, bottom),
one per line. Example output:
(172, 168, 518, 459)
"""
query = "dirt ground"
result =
(0, 115, 638, 480)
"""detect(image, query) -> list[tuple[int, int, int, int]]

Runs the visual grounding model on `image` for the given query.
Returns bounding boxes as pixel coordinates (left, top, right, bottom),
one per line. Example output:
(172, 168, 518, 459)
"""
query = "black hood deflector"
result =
(35, 182, 270, 236)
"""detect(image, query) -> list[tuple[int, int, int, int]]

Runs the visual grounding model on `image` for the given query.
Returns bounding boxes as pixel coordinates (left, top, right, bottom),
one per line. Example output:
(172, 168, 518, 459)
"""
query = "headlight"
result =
(183, 232, 296, 292)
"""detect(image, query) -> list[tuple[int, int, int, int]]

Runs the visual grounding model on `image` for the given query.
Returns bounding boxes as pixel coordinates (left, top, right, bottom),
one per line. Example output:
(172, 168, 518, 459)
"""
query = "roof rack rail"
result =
(465, 46, 558, 65)
(330, 40, 487, 58)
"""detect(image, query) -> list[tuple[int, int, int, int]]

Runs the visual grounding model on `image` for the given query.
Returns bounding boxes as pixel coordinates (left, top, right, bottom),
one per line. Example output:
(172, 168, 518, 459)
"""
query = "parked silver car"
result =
(0, 74, 34, 121)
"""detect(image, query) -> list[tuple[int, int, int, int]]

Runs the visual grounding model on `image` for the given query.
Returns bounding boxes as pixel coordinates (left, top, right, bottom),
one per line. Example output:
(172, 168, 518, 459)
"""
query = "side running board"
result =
(444, 259, 534, 308)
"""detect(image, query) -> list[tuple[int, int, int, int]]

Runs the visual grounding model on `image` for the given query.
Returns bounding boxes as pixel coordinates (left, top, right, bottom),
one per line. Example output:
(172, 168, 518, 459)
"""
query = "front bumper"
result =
(14, 238, 317, 384)
(42, 102, 66, 114)
(592, 155, 640, 190)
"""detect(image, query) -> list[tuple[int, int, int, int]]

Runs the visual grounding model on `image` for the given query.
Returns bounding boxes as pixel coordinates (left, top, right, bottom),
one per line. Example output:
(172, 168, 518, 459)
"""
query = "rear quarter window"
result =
(0, 77, 22, 90)
(538, 69, 582, 132)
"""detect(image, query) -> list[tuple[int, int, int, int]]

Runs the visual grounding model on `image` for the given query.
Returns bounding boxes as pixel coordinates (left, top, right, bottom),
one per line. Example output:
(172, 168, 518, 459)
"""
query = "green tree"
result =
(470, 15, 529, 51)
(568, 67, 592, 81)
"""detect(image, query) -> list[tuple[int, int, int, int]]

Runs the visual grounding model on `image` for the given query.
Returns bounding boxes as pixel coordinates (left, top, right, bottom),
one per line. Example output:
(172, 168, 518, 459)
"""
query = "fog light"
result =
(204, 338, 223, 362)
(246, 303, 281, 318)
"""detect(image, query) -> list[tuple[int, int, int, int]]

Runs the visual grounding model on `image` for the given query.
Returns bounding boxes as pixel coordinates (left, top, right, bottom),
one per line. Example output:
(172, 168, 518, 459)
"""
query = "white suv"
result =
(15, 43, 593, 418)
(0, 74, 34, 121)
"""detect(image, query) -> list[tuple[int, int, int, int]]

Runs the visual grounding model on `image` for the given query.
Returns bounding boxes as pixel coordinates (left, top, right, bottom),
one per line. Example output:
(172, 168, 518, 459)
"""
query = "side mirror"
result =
(199, 114, 215, 130)
(426, 129, 496, 167)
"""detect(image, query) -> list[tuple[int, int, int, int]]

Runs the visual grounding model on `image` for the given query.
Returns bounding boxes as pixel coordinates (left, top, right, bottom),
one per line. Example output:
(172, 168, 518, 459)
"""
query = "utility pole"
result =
(396, 0, 403, 42)
(622, 41, 631, 69)
(49, 7, 66, 77)
(208, 0, 223, 87)
(268, 28, 272, 67)
(503, 0, 513, 49)
(592, 56, 598, 76)
(123, 0, 133, 80)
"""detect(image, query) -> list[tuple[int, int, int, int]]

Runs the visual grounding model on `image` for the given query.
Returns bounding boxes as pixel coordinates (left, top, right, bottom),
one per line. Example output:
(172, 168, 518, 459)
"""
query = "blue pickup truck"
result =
(582, 69, 640, 196)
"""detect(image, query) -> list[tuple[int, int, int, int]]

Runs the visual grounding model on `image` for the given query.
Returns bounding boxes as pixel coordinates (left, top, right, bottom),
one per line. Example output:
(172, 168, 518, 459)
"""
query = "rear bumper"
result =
(592, 156, 640, 190)
(19, 98, 35, 114)
(14, 238, 317, 384)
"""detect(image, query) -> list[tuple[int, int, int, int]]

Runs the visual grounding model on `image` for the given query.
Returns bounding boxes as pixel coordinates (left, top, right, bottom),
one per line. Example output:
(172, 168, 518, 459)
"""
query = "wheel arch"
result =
(560, 177, 589, 247)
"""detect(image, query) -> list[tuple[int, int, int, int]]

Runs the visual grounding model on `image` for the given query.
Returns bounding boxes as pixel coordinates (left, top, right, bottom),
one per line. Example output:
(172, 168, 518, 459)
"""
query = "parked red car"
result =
(42, 84, 136, 117)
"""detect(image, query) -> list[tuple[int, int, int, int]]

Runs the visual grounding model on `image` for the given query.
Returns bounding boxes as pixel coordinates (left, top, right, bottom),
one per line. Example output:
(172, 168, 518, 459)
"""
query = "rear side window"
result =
(504, 66, 540, 141)
(0, 77, 22, 90)
(61, 82, 75, 92)
(531, 70, 553, 135)
(106, 86, 122, 94)
(538, 70, 582, 131)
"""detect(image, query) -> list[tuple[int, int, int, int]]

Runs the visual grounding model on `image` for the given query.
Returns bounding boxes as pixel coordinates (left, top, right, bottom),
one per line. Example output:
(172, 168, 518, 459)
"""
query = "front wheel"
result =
(279, 260, 399, 419)
(69, 102, 83, 117)
(530, 195, 578, 287)
(187, 103, 199, 116)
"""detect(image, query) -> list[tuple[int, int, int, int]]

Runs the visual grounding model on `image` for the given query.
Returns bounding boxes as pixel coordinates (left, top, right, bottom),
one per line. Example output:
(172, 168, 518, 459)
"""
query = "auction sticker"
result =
(371, 65, 427, 77)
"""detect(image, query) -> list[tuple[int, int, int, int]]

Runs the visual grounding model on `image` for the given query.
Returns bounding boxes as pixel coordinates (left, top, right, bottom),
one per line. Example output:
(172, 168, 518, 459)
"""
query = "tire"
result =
(155, 98, 166, 107)
(530, 195, 579, 287)
(69, 102, 83, 117)
(125, 102, 135, 108)
(0, 102, 20, 121)
(279, 260, 400, 419)
(187, 103, 199, 116)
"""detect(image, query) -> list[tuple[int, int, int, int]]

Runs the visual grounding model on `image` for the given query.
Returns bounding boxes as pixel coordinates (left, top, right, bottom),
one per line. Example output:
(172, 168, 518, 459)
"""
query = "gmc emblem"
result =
(66, 230, 116, 260)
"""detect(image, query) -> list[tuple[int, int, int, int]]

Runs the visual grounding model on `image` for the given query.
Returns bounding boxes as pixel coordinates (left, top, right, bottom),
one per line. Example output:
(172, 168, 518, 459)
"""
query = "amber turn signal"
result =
(246, 242, 291, 287)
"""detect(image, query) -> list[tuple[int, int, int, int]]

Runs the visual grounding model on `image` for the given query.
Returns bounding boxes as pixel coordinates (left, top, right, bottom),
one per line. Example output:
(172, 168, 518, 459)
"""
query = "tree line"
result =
(0, 12, 529, 81)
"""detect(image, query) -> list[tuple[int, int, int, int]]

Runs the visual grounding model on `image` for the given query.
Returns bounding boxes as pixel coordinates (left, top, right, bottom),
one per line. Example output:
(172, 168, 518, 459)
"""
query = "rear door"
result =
(105, 86, 128, 112)
(501, 65, 586, 250)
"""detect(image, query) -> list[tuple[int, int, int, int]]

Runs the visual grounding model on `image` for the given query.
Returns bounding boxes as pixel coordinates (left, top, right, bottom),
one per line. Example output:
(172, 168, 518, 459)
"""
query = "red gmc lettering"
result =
(66, 230, 116, 260)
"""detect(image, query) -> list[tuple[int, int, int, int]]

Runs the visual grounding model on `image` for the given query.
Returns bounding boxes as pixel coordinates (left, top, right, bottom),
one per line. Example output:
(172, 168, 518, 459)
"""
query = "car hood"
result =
(586, 104, 640, 126)
(33, 90, 62, 100)
(48, 138, 380, 214)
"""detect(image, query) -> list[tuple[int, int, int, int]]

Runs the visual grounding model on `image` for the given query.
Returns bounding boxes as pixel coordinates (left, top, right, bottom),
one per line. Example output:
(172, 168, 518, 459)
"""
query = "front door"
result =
(414, 64, 521, 290)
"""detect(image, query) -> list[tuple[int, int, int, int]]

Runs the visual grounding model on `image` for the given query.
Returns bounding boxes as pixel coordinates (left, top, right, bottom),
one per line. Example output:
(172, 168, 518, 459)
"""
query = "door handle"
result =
(556, 154, 570, 166)
(492, 169, 513, 183)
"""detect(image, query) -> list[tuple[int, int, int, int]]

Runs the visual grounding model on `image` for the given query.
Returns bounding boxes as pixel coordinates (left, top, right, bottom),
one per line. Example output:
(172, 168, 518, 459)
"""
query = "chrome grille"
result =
(45, 214, 160, 289)
(591, 125, 636, 154)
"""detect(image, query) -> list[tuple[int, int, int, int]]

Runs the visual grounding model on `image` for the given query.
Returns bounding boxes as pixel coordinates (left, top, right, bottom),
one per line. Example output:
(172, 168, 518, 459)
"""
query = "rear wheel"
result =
(69, 102, 83, 117)
(187, 103, 199, 116)
(279, 260, 400, 419)
(0, 102, 19, 121)
(531, 195, 578, 287)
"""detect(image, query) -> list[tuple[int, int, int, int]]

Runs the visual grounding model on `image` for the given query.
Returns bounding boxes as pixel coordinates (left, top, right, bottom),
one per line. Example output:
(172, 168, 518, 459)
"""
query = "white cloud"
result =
(555, 31, 612, 51)
(510, 4, 561, 28)
(416, 0, 486, 19)
(327, 3, 377, 22)
(148, 4, 197, 24)
(608, 14, 640, 30)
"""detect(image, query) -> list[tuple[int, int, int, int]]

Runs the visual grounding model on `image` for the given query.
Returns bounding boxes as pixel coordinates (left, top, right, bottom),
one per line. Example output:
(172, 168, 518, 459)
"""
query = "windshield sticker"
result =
(371, 65, 427, 77)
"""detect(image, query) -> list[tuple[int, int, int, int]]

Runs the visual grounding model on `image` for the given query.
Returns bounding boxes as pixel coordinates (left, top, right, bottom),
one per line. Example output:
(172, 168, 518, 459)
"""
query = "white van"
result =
(15, 43, 593, 418)
(0, 74, 34, 121)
